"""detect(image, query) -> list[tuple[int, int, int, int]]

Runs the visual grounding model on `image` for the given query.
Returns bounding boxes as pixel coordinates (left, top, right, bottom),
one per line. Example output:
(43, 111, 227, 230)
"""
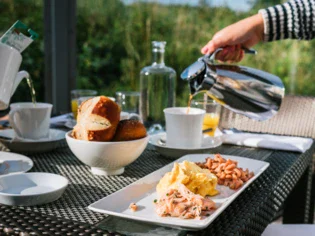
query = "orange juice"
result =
(71, 99, 79, 119)
(203, 113, 220, 136)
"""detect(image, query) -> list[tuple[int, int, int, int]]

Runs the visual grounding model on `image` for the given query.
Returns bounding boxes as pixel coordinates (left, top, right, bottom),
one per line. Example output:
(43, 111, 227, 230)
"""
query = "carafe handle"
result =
(205, 47, 257, 64)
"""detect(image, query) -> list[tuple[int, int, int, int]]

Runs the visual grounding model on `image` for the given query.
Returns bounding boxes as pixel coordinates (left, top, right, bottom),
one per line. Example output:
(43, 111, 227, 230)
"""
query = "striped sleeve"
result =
(258, 0, 315, 41)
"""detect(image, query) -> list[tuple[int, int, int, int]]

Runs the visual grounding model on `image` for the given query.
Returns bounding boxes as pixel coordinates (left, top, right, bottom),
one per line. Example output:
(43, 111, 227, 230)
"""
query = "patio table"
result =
(0, 137, 314, 235)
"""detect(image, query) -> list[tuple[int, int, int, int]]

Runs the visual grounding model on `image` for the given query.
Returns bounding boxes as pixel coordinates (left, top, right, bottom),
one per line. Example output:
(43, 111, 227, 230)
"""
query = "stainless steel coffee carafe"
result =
(181, 48, 285, 121)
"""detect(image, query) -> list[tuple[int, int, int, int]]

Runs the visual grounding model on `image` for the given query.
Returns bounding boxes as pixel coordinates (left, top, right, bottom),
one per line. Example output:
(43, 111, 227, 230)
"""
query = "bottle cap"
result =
(152, 41, 166, 53)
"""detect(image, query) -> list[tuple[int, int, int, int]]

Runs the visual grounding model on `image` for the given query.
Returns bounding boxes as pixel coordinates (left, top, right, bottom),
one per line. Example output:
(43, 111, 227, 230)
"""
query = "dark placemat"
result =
(0, 142, 313, 235)
(17, 146, 172, 225)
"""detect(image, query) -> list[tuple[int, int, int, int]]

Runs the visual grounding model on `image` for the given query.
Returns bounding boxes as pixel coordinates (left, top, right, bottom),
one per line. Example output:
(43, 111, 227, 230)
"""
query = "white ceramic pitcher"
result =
(0, 43, 29, 110)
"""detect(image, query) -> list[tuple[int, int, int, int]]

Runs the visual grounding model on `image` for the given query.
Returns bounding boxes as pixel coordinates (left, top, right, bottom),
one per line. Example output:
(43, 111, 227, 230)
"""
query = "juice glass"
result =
(190, 99, 221, 136)
(71, 90, 97, 119)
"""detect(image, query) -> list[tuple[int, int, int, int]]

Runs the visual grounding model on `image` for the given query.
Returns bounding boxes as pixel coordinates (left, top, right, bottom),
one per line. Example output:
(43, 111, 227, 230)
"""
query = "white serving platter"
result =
(89, 154, 269, 230)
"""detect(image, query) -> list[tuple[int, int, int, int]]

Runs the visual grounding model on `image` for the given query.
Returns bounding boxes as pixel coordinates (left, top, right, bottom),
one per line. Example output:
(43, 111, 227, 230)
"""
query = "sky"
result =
(122, 0, 253, 12)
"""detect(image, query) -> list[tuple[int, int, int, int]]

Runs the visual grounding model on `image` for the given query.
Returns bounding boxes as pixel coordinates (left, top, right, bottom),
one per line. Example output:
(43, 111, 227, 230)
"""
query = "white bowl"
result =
(0, 172, 68, 206)
(65, 131, 149, 176)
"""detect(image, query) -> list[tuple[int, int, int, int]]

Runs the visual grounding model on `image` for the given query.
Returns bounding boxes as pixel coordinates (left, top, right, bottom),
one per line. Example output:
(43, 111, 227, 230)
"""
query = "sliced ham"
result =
(155, 184, 215, 219)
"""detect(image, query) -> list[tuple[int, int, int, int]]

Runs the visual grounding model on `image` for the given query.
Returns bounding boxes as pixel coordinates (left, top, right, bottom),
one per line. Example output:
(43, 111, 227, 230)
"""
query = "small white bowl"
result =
(66, 131, 149, 176)
(0, 172, 68, 206)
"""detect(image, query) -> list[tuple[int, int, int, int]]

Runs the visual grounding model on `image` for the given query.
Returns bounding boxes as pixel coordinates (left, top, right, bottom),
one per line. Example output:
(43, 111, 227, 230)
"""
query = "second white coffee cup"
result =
(9, 102, 53, 140)
(164, 107, 205, 148)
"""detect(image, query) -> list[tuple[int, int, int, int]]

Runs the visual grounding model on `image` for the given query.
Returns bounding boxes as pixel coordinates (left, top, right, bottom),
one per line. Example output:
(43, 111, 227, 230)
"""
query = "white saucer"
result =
(0, 172, 68, 206)
(149, 132, 222, 159)
(0, 129, 66, 154)
(0, 152, 33, 175)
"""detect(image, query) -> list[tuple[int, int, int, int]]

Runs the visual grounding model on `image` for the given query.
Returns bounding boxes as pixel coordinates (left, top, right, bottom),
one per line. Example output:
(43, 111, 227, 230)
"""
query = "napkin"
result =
(50, 113, 76, 129)
(262, 224, 315, 236)
(221, 130, 313, 153)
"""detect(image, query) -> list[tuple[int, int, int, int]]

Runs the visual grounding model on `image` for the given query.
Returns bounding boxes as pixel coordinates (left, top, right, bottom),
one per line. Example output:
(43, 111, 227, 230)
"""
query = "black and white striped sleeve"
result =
(258, 0, 315, 41)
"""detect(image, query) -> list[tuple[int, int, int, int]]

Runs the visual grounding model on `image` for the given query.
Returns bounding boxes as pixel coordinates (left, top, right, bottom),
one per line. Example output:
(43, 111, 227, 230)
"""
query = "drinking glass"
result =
(71, 90, 97, 119)
(190, 99, 221, 136)
(115, 91, 140, 113)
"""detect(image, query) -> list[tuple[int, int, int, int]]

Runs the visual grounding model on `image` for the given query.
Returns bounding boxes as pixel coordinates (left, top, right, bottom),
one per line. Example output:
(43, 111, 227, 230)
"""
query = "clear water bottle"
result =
(140, 41, 176, 129)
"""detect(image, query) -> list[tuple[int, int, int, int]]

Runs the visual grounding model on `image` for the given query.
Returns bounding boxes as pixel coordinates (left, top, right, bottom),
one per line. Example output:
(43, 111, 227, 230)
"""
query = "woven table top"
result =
(0, 140, 314, 235)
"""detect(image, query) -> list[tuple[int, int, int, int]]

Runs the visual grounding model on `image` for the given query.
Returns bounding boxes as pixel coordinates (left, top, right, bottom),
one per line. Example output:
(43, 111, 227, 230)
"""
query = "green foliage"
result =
(1, 0, 315, 108)
(77, 0, 315, 106)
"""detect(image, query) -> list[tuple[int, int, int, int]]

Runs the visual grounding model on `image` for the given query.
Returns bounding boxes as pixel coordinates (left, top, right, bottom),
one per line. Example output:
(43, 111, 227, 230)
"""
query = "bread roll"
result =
(72, 96, 120, 141)
(113, 120, 147, 141)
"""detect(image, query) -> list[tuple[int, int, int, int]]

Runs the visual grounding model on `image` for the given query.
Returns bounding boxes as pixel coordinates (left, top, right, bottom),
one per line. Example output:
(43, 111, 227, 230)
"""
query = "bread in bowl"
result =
(72, 96, 120, 141)
(113, 120, 147, 141)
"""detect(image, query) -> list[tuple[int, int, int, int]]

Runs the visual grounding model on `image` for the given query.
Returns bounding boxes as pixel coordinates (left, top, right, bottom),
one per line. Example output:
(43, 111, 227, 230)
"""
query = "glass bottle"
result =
(140, 41, 176, 129)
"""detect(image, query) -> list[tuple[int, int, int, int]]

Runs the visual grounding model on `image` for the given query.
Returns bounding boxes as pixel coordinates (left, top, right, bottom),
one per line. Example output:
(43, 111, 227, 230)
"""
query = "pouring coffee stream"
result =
(181, 48, 285, 121)
(26, 76, 37, 105)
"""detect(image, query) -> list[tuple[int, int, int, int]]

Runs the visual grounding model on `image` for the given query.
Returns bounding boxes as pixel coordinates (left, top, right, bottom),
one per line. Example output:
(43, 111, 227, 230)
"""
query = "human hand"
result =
(201, 13, 264, 62)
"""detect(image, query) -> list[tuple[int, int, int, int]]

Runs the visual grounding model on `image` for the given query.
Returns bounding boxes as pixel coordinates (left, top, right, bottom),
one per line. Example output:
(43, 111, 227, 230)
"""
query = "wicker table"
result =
(0, 140, 314, 236)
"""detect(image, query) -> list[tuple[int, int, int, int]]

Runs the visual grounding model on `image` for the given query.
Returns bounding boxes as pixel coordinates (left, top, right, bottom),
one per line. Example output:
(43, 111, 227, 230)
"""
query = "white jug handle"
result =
(9, 109, 22, 138)
(12, 71, 29, 96)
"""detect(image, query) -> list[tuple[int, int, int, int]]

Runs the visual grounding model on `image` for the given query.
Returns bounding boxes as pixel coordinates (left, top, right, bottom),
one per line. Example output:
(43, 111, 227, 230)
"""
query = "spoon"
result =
(158, 128, 214, 146)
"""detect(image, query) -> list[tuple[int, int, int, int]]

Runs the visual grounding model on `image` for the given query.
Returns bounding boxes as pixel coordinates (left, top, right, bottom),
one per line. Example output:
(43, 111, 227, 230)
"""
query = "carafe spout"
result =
(11, 70, 29, 97)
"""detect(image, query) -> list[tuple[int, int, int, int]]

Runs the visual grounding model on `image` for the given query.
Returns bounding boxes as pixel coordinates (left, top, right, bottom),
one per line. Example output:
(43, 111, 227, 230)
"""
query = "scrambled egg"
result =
(156, 161, 218, 197)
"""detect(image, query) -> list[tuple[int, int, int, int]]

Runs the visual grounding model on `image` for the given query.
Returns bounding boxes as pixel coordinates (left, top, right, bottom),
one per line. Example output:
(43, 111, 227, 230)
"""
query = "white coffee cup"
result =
(164, 107, 205, 148)
(120, 111, 141, 121)
(9, 103, 53, 140)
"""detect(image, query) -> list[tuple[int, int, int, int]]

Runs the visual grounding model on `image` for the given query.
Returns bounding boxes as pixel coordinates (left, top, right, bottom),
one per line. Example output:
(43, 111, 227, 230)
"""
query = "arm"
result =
(201, 0, 315, 61)
(260, 0, 315, 41)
